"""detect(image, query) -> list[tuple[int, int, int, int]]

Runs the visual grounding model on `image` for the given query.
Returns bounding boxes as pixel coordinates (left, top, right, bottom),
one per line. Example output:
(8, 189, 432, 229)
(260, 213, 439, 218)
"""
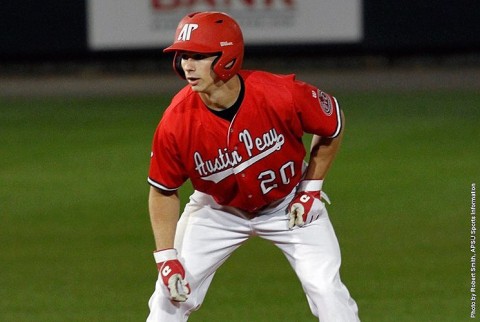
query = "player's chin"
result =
(189, 83, 208, 93)
(188, 84, 202, 92)
(189, 84, 201, 92)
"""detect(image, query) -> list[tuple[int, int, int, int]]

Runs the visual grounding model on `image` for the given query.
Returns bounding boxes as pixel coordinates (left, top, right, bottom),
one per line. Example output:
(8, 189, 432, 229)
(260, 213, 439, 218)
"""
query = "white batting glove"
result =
(288, 180, 330, 229)
(154, 249, 191, 302)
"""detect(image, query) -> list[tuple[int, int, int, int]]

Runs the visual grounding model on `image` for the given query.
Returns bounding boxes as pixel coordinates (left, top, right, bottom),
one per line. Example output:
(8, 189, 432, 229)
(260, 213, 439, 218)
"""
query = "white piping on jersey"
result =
(225, 113, 238, 147)
(147, 177, 177, 191)
(330, 97, 342, 138)
(201, 134, 285, 183)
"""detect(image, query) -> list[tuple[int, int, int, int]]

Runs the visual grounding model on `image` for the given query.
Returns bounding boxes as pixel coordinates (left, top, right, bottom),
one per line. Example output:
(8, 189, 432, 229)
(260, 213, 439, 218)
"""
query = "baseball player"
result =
(146, 11, 359, 321)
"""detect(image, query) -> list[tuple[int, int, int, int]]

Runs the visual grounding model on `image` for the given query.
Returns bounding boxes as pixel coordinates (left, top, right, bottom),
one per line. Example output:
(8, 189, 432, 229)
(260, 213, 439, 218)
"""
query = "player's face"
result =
(180, 53, 218, 93)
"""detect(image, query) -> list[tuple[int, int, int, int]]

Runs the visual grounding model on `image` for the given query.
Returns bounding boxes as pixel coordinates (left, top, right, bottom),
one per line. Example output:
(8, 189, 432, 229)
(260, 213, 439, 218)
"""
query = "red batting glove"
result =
(288, 180, 330, 229)
(154, 249, 191, 302)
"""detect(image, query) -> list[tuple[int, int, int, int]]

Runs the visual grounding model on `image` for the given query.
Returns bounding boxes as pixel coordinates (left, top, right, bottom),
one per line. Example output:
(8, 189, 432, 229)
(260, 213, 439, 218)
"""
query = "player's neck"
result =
(200, 75, 241, 111)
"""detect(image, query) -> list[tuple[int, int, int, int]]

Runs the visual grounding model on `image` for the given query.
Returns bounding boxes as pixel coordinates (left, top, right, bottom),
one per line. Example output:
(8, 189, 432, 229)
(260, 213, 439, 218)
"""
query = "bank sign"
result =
(87, 0, 363, 50)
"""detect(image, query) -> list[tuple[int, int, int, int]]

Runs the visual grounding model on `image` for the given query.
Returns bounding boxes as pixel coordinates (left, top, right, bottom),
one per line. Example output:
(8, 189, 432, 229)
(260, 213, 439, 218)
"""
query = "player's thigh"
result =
(259, 208, 342, 278)
(174, 192, 252, 283)
(288, 214, 342, 280)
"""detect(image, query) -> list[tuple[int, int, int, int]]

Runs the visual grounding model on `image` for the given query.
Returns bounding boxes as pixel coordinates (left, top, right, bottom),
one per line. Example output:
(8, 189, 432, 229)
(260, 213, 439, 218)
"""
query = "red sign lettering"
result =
(151, 0, 294, 11)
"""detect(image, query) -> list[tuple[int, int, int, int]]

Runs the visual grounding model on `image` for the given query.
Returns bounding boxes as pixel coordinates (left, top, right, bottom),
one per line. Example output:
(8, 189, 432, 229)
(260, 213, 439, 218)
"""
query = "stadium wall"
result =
(0, 0, 479, 61)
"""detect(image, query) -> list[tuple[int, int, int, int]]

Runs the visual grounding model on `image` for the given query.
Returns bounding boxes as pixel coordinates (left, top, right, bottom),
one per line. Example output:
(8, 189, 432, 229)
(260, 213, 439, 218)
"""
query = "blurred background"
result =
(1, 1, 479, 321)
(1, 0, 479, 95)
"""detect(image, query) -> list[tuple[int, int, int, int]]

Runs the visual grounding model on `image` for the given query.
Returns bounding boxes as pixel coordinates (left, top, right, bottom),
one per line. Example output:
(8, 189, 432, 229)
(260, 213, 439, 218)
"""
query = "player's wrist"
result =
(298, 179, 323, 192)
(153, 248, 177, 264)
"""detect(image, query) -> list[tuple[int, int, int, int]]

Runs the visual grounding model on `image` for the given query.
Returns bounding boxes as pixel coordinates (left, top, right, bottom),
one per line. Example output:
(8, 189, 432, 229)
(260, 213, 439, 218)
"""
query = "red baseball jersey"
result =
(148, 70, 342, 212)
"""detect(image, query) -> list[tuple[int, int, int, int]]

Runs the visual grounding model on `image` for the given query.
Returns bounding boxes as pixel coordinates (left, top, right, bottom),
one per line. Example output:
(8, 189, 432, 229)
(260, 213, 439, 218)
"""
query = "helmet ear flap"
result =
(213, 54, 243, 81)
(224, 59, 236, 69)
(211, 54, 226, 80)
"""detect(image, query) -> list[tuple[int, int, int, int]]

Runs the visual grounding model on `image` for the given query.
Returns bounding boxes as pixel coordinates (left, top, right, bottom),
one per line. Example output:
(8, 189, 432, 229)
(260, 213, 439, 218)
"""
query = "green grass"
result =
(0, 91, 478, 321)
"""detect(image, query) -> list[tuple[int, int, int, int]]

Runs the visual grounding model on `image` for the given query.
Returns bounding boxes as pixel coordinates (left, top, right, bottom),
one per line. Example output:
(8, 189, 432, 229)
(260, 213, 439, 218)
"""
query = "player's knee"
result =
(314, 280, 338, 298)
(304, 274, 344, 304)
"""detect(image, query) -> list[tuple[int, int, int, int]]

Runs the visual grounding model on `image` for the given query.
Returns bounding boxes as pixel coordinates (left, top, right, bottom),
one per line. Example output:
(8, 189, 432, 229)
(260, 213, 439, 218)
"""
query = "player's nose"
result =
(182, 58, 196, 71)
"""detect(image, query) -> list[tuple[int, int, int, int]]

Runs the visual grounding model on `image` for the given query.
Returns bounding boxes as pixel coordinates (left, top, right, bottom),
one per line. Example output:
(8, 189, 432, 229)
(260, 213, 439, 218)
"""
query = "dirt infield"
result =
(1, 66, 480, 98)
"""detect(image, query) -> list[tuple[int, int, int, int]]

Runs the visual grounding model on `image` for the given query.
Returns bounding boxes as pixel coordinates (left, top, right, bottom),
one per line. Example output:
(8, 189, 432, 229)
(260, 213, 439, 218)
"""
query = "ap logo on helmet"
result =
(178, 24, 198, 41)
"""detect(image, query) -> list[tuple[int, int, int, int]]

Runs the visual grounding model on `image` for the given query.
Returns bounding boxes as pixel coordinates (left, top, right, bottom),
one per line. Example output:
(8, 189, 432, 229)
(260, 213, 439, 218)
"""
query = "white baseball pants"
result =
(147, 190, 359, 321)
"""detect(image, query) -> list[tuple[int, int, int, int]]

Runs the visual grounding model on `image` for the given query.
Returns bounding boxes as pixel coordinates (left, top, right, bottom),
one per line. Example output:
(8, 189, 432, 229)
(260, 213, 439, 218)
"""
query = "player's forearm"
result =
(148, 186, 180, 250)
(304, 111, 345, 180)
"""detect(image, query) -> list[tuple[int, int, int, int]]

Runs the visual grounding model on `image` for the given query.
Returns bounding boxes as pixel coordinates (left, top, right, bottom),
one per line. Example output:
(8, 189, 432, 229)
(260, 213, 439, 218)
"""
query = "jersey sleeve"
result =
(291, 79, 343, 138)
(148, 119, 188, 191)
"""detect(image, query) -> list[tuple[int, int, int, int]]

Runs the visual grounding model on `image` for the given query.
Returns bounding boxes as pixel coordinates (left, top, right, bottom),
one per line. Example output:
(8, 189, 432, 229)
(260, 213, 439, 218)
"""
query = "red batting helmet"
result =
(163, 11, 244, 82)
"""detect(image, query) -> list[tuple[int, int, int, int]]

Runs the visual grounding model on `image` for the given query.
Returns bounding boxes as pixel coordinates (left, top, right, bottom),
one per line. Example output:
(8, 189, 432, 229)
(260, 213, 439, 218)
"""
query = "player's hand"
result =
(288, 180, 330, 229)
(154, 248, 191, 302)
